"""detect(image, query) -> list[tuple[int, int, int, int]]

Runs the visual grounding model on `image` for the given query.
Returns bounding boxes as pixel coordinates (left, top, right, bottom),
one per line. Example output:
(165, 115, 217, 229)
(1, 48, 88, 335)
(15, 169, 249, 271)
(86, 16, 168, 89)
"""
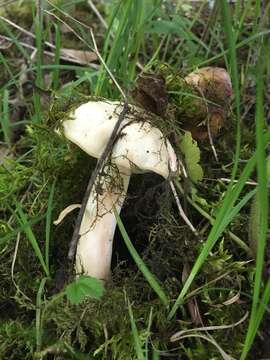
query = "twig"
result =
(43, 4, 129, 271)
(0, 35, 98, 67)
(11, 232, 35, 307)
(170, 311, 249, 342)
(87, 0, 144, 71)
(219, 178, 259, 186)
(207, 115, 219, 162)
(174, 180, 252, 255)
(87, 0, 108, 29)
(169, 180, 200, 237)
(68, 103, 129, 264)
(45, 3, 127, 99)
(89, 28, 126, 100)
(0, 15, 56, 50)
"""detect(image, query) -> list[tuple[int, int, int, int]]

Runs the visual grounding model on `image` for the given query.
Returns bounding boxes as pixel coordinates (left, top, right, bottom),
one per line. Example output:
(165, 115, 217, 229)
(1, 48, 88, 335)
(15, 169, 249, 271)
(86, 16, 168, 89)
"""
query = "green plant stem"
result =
(114, 207, 169, 307)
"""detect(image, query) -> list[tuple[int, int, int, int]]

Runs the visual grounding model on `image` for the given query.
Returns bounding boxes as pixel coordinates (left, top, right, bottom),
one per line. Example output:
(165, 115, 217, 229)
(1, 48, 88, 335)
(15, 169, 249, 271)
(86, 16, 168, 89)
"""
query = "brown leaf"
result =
(132, 73, 168, 117)
(60, 48, 97, 65)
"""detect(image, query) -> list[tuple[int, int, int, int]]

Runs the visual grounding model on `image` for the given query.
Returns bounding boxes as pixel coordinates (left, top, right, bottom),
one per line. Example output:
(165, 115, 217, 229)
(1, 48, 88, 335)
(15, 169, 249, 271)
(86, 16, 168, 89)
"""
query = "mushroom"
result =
(183, 67, 232, 140)
(59, 100, 178, 279)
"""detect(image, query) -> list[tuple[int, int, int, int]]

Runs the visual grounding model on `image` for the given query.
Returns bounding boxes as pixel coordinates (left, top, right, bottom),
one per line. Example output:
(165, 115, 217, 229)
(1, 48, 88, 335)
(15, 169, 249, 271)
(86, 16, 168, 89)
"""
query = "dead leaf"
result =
(132, 73, 168, 117)
(60, 48, 97, 65)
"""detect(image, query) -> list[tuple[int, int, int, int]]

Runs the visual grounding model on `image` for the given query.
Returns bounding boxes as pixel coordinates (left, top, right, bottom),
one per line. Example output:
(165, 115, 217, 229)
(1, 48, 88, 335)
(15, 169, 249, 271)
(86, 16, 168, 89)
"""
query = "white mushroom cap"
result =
(112, 121, 178, 178)
(62, 100, 178, 177)
(61, 101, 128, 158)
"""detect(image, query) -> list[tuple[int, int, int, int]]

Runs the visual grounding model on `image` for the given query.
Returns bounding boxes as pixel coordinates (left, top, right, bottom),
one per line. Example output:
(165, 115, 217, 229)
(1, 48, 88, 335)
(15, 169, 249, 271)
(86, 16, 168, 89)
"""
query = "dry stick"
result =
(169, 180, 199, 237)
(67, 103, 129, 264)
(207, 115, 219, 162)
(44, 8, 126, 99)
(0, 15, 56, 50)
(87, 0, 108, 30)
(87, 0, 144, 71)
(197, 85, 219, 162)
(0, 35, 99, 67)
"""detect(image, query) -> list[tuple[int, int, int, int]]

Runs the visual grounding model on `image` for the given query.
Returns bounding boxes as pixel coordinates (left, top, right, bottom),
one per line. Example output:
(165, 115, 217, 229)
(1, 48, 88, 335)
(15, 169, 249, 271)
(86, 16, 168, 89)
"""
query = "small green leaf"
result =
(65, 275, 104, 305)
(179, 131, 203, 183)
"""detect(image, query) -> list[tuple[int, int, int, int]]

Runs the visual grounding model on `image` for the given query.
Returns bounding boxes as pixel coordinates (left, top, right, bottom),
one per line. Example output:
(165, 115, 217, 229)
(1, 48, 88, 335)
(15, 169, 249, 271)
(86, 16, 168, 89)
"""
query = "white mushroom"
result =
(60, 100, 178, 279)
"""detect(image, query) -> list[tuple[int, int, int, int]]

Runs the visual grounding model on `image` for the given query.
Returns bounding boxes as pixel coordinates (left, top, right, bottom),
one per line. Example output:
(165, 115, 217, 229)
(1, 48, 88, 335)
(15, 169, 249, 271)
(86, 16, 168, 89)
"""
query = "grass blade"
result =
(127, 298, 145, 360)
(168, 0, 243, 321)
(15, 203, 50, 277)
(114, 207, 169, 307)
(45, 180, 56, 270)
(52, 22, 61, 90)
(168, 130, 270, 320)
(36, 277, 47, 352)
(241, 52, 269, 359)
(1, 89, 11, 147)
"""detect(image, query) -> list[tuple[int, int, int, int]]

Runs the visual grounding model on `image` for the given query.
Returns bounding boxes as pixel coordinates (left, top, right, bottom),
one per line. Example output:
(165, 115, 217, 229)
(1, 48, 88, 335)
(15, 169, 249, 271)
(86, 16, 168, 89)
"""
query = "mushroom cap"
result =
(61, 100, 178, 178)
(112, 121, 178, 178)
(61, 100, 123, 158)
(185, 67, 232, 101)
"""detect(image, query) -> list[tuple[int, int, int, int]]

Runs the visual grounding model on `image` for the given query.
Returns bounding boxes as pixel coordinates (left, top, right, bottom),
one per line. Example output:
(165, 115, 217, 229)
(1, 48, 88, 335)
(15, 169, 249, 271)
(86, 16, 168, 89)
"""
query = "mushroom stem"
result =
(76, 164, 130, 279)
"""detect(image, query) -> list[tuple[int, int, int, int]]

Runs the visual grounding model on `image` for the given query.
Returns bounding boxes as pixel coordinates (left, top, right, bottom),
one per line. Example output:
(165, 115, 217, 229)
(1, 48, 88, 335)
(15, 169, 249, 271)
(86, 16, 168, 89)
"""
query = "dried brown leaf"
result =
(132, 73, 168, 117)
(60, 48, 97, 65)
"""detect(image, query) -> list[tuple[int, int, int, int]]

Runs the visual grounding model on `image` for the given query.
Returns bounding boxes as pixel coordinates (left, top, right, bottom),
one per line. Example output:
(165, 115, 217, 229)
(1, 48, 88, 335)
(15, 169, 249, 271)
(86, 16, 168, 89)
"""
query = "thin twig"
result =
(170, 311, 249, 342)
(68, 103, 129, 264)
(219, 178, 259, 186)
(207, 115, 219, 162)
(87, 0, 108, 29)
(43, 4, 129, 270)
(11, 232, 35, 307)
(89, 28, 126, 100)
(174, 179, 252, 255)
(45, 3, 127, 99)
(169, 180, 199, 237)
(87, 0, 144, 71)
(0, 15, 56, 50)
(0, 35, 98, 67)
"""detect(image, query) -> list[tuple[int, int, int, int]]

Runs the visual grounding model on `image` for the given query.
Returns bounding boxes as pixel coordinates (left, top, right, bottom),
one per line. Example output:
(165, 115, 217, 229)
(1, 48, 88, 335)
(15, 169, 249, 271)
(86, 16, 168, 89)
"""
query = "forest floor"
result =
(0, 1, 270, 359)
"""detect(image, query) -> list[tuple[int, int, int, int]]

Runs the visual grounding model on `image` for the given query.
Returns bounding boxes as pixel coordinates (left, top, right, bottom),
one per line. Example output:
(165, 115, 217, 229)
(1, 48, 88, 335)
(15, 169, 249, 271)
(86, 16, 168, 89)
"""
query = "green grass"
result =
(241, 47, 269, 359)
(1, 89, 11, 147)
(45, 179, 56, 270)
(15, 203, 50, 277)
(114, 208, 169, 307)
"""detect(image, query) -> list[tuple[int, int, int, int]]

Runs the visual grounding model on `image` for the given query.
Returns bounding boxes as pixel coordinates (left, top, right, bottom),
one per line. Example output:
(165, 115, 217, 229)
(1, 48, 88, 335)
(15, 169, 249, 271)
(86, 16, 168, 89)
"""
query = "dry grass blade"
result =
(170, 180, 199, 237)
(0, 34, 98, 67)
(172, 333, 235, 360)
(60, 48, 97, 64)
(53, 204, 81, 226)
(11, 233, 35, 308)
(170, 311, 249, 342)
(44, 3, 127, 100)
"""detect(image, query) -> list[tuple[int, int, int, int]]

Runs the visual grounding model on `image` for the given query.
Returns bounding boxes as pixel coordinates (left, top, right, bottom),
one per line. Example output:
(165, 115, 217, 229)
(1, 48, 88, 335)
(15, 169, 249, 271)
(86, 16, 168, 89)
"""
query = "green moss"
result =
(0, 75, 253, 359)
(0, 320, 36, 360)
